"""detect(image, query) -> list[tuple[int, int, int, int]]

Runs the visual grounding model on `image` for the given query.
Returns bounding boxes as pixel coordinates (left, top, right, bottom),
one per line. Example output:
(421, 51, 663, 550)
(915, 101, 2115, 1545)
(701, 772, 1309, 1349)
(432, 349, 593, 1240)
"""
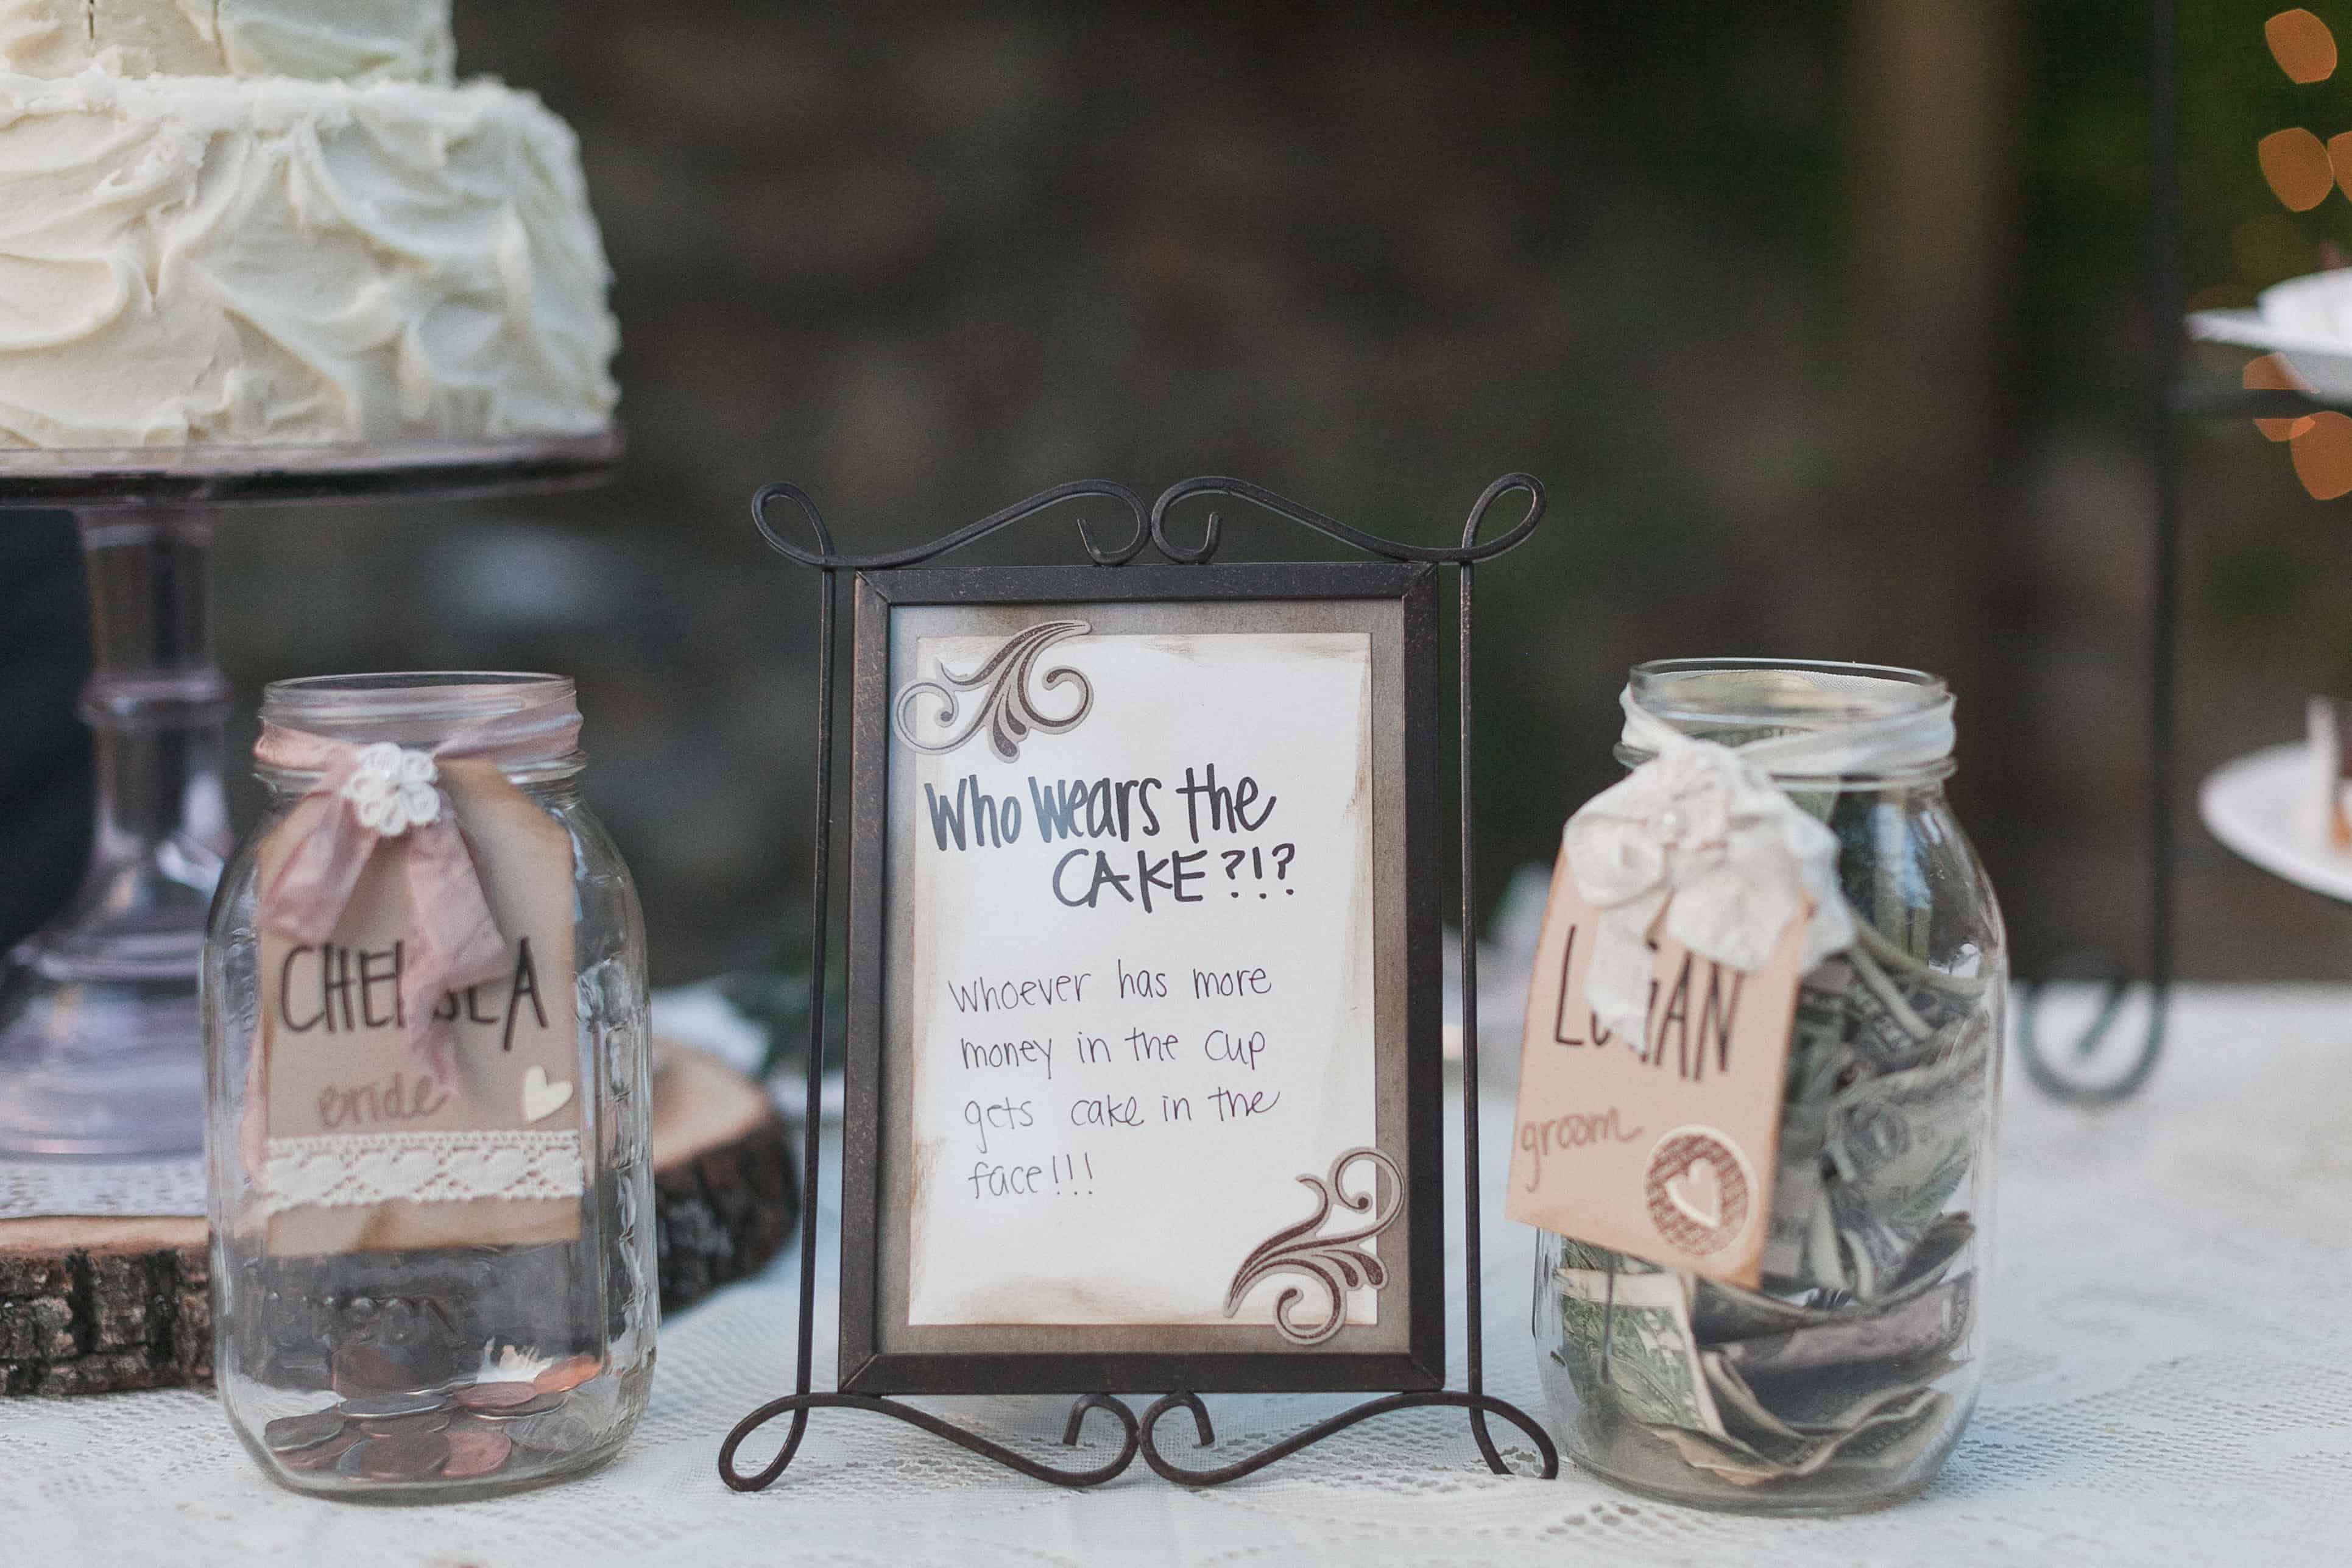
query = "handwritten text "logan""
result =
(1550, 925, 1745, 1084)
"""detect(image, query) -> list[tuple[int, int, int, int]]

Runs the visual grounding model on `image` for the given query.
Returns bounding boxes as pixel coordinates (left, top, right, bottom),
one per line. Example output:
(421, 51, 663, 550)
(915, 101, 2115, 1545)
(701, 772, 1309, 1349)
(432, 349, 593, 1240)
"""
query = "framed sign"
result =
(839, 562, 1443, 1394)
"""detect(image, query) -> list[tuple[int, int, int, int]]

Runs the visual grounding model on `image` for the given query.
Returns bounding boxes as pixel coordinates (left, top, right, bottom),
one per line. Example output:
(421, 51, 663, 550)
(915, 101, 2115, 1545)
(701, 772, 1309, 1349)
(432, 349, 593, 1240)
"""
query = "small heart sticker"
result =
(1666, 1157, 1722, 1229)
(521, 1065, 574, 1123)
(1642, 1126, 1754, 1261)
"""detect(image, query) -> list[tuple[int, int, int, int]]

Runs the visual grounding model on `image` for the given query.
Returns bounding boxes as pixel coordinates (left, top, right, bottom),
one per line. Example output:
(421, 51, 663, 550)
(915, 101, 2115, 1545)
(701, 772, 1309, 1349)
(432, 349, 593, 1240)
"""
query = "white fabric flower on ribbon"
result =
(256, 691, 582, 1089)
(337, 743, 443, 837)
(1562, 732, 1854, 1050)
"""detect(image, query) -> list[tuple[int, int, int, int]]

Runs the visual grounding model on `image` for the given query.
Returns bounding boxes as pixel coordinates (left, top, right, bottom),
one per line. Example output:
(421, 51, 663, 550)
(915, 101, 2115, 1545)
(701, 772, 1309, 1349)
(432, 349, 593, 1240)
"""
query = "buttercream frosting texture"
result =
(0, 1, 454, 82)
(0, 1, 616, 450)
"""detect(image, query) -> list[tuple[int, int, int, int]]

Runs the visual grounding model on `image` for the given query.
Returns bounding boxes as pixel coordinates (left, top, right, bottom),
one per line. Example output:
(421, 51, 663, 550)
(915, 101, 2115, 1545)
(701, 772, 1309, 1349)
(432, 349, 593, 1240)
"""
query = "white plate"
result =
(2198, 743, 2352, 903)
(2188, 309, 2352, 402)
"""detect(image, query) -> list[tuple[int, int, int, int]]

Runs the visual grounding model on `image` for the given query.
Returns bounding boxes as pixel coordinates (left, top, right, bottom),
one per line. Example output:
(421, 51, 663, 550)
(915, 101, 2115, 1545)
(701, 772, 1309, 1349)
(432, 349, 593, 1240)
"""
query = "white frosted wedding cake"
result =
(0, 1, 617, 450)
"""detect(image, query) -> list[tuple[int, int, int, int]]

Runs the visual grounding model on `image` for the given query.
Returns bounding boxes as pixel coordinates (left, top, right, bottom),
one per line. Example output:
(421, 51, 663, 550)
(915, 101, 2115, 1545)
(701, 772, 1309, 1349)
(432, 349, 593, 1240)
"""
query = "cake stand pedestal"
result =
(0, 433, 620, 1156)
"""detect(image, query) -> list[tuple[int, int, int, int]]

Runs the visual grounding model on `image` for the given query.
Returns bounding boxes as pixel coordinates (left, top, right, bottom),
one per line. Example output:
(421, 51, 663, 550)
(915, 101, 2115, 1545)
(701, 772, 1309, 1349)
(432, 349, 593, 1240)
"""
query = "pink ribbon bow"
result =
(255, 693, 581, 1083)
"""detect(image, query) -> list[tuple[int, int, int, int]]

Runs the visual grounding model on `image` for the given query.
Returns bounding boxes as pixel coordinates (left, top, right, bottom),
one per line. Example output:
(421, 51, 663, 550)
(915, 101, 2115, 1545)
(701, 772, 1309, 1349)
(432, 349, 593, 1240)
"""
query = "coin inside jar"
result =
(354, 1430, 453, 1481)
(339, 1390, 453, 1420)
(464, 1391, 566, 1420)
(280, 1429, 365, 1472)
(263, 1408, 347, 1453)
(452, 1381, 544, 1411)
(331, 1344, 426, 1397)
(531, 1354, 600, 1395)
(355, 1409, 452, 1437)
(439, 1428, 514, 1479)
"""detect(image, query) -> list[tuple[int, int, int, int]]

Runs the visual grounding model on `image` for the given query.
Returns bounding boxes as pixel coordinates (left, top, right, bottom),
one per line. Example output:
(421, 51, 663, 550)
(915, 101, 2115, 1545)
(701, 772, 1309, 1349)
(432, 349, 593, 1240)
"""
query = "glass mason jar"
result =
(204, 673, 655, 1499)
(1533, 659, 2004, 1514)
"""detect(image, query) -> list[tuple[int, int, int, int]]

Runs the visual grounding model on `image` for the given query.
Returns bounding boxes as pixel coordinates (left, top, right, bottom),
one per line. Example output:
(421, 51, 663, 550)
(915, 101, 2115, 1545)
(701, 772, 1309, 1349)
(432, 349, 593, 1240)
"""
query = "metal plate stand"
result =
(2016, 2, 2177, 1104)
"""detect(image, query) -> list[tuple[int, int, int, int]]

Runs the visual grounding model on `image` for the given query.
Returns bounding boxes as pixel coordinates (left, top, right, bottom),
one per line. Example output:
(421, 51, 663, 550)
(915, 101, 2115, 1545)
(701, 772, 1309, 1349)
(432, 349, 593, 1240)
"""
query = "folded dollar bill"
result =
(1544, 895, 1991, 1489)
(1656, 1388, 1949, 1488)
(1714, 1276, 1971, 1378)
(1692, 1215, 1970, 1341)
(1554, 1266, 1720, 1436)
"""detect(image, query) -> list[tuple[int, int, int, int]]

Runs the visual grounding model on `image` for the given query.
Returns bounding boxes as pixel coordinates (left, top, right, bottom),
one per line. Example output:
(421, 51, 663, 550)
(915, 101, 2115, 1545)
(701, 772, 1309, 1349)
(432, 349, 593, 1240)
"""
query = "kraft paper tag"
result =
(256, 759, 582, 1257)
(1504, 845, 1808, 1288)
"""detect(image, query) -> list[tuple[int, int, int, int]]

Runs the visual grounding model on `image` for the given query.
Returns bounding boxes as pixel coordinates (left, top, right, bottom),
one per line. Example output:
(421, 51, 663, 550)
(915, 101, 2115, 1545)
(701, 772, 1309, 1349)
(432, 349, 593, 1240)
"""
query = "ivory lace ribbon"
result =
(255, 690, 581, 1083)
(1561, 678, 1954, 1049)
(259, 1129, 585, 1216)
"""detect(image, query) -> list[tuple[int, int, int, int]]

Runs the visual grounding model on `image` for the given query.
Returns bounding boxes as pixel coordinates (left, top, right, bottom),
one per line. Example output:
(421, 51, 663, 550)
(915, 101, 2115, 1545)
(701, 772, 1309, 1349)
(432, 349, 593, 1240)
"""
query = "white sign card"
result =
(845, 570, 1441, 1393)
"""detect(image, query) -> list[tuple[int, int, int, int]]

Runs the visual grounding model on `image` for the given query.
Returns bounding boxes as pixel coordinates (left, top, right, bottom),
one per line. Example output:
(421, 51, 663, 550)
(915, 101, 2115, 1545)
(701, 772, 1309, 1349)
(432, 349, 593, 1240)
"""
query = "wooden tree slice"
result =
(0, 1044, 797, 1397)
(0, 1217, 210, 1397)
(646, 1045, 800, 1315)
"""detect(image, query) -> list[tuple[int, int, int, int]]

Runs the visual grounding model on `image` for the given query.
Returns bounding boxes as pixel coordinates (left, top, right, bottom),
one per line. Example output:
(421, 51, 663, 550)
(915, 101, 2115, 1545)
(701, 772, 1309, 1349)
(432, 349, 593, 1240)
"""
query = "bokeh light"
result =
(2245, 352, 2318, 442)
(2259, 127, 2335, 210)
(2291, 411, 2352, 497)
(2267, 9, 2338, 83)
(2327, 130, 2352, 201)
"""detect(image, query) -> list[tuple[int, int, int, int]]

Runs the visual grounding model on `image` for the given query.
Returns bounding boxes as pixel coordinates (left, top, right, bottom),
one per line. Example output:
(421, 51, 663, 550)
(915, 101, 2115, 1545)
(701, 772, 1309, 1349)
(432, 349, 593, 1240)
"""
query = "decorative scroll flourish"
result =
(1149, 472, 1545, 566)
(1224, 1147, 1403, 1346)
(721, 1390, 1144, 1492)
(752, 478, 1151, 570)
(892, 619, 1093, 761)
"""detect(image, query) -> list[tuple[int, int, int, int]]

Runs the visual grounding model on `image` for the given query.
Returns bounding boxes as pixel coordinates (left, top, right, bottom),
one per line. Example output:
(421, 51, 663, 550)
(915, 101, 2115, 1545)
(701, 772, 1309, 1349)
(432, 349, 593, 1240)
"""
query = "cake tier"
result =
(0, 69, 616, 449)
(0, 0, 451, 84)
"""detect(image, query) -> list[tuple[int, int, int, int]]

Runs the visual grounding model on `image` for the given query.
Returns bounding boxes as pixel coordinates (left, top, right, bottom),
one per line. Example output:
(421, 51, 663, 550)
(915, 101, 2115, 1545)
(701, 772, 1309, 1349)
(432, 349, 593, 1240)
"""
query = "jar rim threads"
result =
(1617, 658, 1956, 784)
(258, 672, 582, 782)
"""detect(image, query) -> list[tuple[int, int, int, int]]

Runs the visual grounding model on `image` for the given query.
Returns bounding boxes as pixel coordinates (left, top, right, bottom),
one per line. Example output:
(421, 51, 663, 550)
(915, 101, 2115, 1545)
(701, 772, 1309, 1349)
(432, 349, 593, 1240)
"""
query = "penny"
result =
(356, 1410, 451, 1437)
(355, 1430, 452, 1481)
(452, 1381, 544, 1411)
(339, 1390, 452, 1420)
(281, 1429, 364, 1472)
(465, 1391, 565, 1420)
(331, 1344, 423, 1397)
(439, 1428, 513, 1479)
(531, 1354, 600, 1395)
(263, 1408, 347, 1453)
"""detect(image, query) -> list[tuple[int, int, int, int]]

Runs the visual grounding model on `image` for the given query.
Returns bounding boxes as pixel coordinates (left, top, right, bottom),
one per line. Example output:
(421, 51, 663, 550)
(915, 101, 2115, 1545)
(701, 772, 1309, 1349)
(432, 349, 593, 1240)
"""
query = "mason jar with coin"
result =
(1510, 659, 2003, 1513)
(203, 674, 655, 1497)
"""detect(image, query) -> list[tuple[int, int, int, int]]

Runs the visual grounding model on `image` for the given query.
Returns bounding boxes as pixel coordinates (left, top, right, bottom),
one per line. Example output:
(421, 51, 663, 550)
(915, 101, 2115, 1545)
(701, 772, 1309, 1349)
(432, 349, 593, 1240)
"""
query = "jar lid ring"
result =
(1619, 662, 1955, 778)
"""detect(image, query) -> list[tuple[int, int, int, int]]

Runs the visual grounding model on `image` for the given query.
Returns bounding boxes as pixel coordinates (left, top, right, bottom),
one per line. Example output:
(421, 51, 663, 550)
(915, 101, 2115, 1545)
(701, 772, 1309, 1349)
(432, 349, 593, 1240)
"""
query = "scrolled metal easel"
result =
(718, 473, 1558, 1491)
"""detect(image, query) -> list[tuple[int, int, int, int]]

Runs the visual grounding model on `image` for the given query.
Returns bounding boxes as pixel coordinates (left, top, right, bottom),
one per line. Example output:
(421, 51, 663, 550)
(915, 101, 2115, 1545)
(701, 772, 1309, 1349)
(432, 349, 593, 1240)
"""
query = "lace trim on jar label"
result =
(260, 1128, 585, 1215)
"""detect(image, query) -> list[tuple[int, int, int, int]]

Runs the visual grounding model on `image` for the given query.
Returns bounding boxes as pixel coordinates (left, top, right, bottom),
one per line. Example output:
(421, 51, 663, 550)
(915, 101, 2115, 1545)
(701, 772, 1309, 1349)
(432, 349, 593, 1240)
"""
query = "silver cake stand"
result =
(0, 430, 621, 1156)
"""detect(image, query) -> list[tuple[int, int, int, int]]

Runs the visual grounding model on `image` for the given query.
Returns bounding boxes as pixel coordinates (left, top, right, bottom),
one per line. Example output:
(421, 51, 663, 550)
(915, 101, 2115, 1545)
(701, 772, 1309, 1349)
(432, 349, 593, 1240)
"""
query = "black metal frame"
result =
(839, 563, 1444, 1397)
(718, 473, 1559, 1489)
(2015, 0, 2178, 1104)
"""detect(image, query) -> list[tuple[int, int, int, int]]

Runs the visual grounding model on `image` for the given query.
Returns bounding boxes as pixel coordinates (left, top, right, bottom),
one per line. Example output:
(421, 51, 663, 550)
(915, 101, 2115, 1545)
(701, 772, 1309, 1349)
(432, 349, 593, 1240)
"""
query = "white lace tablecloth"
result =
(4, 983, 2348, 1565)
(0, 1153, 205, 1219)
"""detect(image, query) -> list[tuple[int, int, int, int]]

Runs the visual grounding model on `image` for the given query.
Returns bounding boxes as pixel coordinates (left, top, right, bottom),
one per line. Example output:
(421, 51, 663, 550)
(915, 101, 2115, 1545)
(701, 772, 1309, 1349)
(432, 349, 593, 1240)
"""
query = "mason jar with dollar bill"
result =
(1511, 659, 2002, 1513)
